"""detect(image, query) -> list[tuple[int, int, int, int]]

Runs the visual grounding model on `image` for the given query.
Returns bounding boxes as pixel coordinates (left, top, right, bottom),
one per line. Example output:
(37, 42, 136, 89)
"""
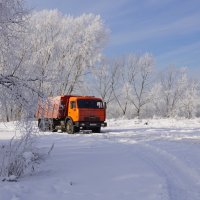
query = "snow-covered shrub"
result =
(0, 122, 55, 181)
(0, 121, 42, 180)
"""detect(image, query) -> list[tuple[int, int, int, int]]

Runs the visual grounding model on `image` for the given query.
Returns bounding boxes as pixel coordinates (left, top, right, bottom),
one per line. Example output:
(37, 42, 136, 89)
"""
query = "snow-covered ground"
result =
(1, 118, 200, 200)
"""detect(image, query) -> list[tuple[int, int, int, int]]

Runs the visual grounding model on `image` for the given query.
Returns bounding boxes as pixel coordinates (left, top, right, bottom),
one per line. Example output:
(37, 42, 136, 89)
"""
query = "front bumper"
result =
(74, 121, 107, 128)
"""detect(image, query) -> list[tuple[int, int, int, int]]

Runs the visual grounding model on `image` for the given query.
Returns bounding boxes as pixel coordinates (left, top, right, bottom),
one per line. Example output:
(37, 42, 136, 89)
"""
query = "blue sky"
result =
(27, 0, 200, 76)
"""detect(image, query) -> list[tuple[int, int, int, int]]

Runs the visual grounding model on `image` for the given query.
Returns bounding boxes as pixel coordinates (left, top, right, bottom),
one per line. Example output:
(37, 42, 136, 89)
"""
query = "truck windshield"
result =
(77, 99, 103, 109)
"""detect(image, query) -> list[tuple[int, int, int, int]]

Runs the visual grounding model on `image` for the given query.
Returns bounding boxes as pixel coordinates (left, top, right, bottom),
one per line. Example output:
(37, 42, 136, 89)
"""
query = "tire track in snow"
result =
(135, 142, 200, 200)
(103, 130, 200, 200)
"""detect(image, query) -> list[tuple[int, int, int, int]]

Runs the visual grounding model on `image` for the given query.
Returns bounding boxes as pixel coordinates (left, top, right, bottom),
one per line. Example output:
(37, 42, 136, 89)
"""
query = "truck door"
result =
(68, 100, 78, 122)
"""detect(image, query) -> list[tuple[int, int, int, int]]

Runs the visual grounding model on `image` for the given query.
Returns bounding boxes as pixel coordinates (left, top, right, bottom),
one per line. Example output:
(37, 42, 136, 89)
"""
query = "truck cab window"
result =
(70, 101, 76, 109)
(78, 99, 103, 109)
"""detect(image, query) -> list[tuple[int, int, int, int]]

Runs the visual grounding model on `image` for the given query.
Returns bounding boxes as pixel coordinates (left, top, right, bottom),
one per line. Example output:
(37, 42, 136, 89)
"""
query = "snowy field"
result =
(1, 118, 200, 200)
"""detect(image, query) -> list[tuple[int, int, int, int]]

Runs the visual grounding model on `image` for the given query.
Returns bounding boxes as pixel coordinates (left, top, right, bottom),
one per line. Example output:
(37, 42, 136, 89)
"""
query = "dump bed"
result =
(36, 95, 73, 119)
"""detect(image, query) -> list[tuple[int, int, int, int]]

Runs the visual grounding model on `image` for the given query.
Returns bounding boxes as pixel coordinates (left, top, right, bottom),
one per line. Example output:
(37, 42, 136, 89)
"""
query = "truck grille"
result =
(84, 116, 100, 122)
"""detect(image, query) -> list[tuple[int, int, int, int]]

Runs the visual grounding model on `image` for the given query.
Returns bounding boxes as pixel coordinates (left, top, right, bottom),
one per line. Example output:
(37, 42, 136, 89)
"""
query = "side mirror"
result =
(104, 102, 107, 109)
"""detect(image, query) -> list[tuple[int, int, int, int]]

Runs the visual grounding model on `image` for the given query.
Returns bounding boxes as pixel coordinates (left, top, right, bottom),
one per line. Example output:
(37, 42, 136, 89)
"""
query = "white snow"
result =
(1, 118, 200, 200)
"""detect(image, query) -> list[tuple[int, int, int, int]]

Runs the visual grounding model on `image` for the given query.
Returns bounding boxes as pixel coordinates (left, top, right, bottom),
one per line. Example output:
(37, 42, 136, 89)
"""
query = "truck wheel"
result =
(66, 120, 74, 134)
(38, 119, 47, 131)
(49, 119, 57, 132)
(92, 127, 101, 133)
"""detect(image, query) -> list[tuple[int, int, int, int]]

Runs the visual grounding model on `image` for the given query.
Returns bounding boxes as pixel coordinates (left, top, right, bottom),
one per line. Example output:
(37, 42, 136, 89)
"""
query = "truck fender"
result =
(65, 117, 73, 124)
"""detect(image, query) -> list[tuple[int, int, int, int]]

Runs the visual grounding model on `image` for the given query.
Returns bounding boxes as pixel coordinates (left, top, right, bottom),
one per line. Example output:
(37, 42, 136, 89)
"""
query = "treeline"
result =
(0, 1, 199, 121)
(86, 56, 200, 119)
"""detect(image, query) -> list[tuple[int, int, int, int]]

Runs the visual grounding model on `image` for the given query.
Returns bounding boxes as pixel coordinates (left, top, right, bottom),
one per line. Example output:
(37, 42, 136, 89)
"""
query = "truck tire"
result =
(38, 119, 47, 131)
(49, 119, 57, 132)
(66, 120, 74, 134)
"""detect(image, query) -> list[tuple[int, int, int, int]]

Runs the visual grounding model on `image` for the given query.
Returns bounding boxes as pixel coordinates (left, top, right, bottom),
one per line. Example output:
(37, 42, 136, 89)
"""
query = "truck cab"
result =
(66, 96, 107, 133)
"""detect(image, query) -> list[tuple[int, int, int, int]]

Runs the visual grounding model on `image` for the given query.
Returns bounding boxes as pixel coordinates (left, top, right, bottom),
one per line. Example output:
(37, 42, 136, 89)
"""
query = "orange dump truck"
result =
(35, 95, 107, 133)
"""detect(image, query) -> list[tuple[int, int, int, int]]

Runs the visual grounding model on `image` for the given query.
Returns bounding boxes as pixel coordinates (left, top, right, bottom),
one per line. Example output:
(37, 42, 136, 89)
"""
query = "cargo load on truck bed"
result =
(36, 95, 107, 133)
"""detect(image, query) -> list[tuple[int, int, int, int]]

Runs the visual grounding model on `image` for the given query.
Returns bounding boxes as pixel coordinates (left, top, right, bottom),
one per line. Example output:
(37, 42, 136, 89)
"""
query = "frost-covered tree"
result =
(0, 0, 42, 180)
(179, 79, 199, 118)
(0, 0, 25, 35)
(89, 58, 117, 103)
(0, 8, 108, 121)
(127, 53, 154, 118)
(25, 10, 107, 96)
(0, 0, 39, 121)
(94, 53, 154, 119)
(153, 67, 188, 118)
(87, 56, 131, 118)
(109, 57, 131, 117)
